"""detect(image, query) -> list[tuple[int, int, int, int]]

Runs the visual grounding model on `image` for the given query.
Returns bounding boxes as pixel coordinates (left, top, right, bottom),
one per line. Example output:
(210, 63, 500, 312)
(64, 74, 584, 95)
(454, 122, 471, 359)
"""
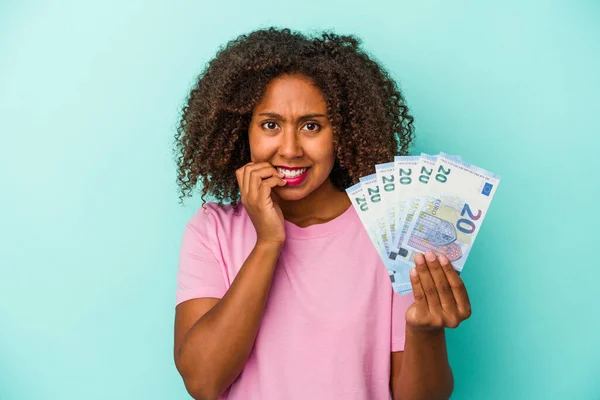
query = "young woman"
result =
(173, 28, 472, 400)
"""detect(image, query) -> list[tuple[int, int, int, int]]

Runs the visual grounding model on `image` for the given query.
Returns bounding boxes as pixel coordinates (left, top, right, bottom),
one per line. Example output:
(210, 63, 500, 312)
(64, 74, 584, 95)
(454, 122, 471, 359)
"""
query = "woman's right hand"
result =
(236, 162, 288, 245)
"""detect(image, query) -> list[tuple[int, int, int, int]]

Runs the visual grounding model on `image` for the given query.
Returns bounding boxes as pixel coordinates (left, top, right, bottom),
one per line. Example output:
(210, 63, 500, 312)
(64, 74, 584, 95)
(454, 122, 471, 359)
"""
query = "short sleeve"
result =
(175, 208, 227, 306)
(391, 291, 414, 352)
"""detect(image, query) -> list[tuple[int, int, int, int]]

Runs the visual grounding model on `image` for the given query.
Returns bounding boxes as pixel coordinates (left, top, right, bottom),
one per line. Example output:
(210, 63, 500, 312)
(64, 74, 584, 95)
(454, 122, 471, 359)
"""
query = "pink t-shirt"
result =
(176, 202, 414, 399)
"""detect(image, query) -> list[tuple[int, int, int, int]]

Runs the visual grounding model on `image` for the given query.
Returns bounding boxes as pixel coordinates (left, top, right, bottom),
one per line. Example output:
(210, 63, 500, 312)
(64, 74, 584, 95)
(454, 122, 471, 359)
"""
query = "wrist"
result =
(406, 324, 445, 339)
(255, 239, 284, 251)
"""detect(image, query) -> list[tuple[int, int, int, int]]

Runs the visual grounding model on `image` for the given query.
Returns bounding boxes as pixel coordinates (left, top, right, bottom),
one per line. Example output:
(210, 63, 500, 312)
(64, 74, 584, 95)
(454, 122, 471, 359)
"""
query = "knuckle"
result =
(437, 282, 452, 294)
(443, 263, 454, 273)
(446, 317, 459, 328)
(460, 306, 472, 319)
(414, 292, 426, 302)
(424, 285, 437, 296)
(451, 280, 465, 290)
(416, 263, 428, 273)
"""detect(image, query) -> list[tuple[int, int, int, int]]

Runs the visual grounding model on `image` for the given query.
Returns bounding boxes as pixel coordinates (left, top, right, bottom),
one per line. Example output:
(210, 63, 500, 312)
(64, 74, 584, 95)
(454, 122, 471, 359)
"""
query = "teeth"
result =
(277, 167, 307, 178)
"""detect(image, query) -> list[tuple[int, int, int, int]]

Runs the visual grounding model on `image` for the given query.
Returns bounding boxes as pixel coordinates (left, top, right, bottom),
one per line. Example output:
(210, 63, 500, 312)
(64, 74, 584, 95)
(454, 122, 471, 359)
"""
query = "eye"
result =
(302, 122, 320, 132)
(261, 121, 279, 130)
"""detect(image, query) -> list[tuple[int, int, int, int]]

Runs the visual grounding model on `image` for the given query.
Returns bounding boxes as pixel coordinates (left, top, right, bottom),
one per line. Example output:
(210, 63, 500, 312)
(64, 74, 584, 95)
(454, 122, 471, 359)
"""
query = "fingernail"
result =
(425, 251, 436, 262)
(439, 255, 448, 265)
(414, 253, 424, 263)
(410, 267, 417, 277)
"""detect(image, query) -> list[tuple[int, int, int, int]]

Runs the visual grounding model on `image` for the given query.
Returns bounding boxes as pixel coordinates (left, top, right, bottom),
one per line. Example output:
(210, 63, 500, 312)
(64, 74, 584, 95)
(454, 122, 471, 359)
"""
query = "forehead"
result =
(254, 74, 327, 114)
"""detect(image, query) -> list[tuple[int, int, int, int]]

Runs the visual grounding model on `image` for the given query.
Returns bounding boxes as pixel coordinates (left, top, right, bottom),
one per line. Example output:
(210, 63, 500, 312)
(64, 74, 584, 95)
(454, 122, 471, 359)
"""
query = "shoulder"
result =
(189, 201, 241, 224)
(183, 202, 255, 275)
(186, 201, 247, 238)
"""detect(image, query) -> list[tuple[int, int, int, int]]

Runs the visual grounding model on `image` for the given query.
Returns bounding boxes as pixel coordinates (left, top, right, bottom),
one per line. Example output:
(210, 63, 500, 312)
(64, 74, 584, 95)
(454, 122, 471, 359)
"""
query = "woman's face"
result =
(248, 74, 336, 202)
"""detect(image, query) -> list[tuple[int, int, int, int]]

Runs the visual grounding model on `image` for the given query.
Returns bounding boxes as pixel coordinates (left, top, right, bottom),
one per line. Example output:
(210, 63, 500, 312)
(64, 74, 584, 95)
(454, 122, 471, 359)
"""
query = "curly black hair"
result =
(174, 27, 415, 206)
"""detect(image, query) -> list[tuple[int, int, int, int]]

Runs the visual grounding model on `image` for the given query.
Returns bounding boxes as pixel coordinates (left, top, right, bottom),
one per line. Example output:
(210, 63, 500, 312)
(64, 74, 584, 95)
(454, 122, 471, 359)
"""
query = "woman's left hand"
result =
(405, 250, 472, 331)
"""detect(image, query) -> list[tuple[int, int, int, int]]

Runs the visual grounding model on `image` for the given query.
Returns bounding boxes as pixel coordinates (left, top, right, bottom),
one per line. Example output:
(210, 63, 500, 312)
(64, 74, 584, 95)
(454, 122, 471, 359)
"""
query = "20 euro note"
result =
(389, 269, 413, 295)
(359, 173, 412, 292)
(390, 154, 463, 261)
(389, 153, 439, 265)
(358, 174, 395, 263)
(345, 182, 387, 260)
(391, 155, 420, 254)
(375, 162, 398, 249)
(398, 153, 500, 273)
(346, 182, 412, 294)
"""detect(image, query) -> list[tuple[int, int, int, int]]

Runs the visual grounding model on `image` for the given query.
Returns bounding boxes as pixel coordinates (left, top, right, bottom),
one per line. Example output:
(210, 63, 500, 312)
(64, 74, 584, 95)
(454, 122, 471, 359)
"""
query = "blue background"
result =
(1, 0, 599, 399)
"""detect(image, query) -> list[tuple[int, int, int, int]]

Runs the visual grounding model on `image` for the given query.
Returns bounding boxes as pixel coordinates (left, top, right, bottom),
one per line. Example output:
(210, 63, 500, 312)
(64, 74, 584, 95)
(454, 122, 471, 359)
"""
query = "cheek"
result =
(318, 137, 335, 160)
(248, 133, 269, 162)
(308, 140, 335, 167)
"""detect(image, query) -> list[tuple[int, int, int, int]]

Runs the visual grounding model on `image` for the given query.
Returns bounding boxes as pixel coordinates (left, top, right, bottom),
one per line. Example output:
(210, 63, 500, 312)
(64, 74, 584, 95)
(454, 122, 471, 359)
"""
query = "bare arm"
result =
(390, 328, 453, 400)
(390, 251, 472, 399)
(174, 240, 282, 400)
(174, 162, 288, 400)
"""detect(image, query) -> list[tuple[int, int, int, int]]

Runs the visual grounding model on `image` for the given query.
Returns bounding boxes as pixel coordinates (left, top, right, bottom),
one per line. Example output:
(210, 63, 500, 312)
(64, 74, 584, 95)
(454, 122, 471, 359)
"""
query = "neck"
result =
(276, 179, 351, 226)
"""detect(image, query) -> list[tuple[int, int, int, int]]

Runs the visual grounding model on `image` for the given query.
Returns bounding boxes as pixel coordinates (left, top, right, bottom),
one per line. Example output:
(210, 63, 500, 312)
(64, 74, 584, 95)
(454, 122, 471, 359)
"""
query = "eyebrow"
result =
(257, 112, 327, 121)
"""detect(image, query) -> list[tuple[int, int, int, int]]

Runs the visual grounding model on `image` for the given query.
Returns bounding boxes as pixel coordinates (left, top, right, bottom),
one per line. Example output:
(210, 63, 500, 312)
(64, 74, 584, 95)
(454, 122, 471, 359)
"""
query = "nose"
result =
(278, 127, 303, 159)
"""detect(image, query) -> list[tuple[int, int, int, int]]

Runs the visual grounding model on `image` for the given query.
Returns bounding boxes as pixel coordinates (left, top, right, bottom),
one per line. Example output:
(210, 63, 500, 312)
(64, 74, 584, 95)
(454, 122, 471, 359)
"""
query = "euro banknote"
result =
(346, 181, 413, 294)
(375, 162, 397, 249)
(388, 153, 442, 276)
(346, 182, 386, 255)
(360, 173, 394, 256)
(346, 152, 500, 295)
(396, 153, 500, 273)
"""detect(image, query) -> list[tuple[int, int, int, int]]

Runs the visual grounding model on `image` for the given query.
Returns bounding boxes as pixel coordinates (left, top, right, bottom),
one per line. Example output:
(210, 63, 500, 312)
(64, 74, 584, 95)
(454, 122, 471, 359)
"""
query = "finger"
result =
(439, 255, 472, 319)
(409, 267, 428, 314)
(258, 176, 287, 201)
(248, 167, 285, 201)
(261, 176, 287, 188)
(242, 163, 275, 197)
(235, 167, 244, 193)
(240, 162, 255, 199)
(414, 253, 442, 313)
(248, 166, 283, 186)
(425, 250, 458, 313)
(251, 165, 284, 179)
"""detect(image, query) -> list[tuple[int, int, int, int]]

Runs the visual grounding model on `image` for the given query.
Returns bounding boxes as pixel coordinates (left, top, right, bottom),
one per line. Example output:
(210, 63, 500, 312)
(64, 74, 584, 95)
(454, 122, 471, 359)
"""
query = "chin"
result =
(272, 186, 312, 201)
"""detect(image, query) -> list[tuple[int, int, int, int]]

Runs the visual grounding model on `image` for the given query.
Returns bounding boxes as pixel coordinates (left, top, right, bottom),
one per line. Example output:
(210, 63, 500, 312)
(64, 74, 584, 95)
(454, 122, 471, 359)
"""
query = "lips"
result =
(276, 166, 310, 186)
